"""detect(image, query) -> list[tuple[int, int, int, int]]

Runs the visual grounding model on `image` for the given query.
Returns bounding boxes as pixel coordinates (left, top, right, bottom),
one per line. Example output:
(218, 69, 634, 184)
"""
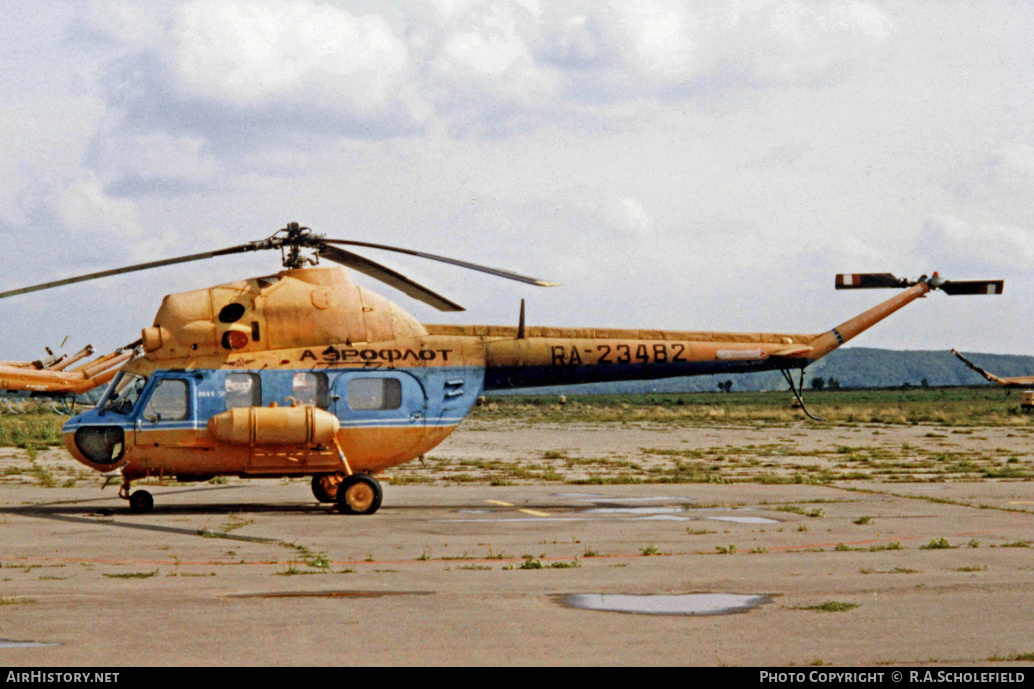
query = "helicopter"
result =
(0, 342, 137, 417)
(951, 349, 1034, 388)
(0, 343, 137, 398)
(0, 223, 1004, 514)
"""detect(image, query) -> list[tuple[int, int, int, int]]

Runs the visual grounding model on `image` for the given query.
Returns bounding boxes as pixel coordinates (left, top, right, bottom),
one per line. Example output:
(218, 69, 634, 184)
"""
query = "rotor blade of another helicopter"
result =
(0, 244, 262, 300)
(317, 245, 465, 312)
(319, 238, 559, 287)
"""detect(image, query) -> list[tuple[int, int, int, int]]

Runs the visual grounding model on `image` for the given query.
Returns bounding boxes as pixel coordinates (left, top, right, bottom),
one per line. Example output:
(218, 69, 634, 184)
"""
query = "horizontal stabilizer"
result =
(937, 280, 1003, 296)
(835, 273, 909, 289)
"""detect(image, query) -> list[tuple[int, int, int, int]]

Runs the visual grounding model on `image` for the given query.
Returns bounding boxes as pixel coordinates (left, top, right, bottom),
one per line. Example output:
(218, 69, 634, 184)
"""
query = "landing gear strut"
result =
(325, 437, 382, 515)
(781, 368, 824, 422)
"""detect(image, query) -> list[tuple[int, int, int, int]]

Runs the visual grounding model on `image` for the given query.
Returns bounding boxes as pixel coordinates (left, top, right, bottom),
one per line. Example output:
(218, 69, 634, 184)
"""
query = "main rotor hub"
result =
(274, 222, 324, 269)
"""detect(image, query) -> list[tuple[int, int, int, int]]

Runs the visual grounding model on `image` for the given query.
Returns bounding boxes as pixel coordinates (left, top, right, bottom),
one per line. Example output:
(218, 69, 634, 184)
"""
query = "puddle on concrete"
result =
(586, 506, 780, 524)
(577, 496, 691, 504)
(558, 593, 772, 616)
(706, 515, 780, 525)
(230, 590, 434, 599)
(0, 639, 60, 649)
(586, 506, 686, 516)
(444, 504, 782, 523)
(446, 496, 783, 524)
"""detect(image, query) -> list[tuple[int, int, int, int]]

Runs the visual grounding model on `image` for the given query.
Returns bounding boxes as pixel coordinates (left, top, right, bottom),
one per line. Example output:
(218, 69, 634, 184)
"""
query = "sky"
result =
(0, 0, 1031, 363)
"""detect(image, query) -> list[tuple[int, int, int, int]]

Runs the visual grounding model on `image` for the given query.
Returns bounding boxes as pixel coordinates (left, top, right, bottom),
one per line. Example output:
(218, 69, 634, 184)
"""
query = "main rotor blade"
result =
(320, 238, 558, 287)
(317, 245, 465, 312)
(0, 244, 261, 300)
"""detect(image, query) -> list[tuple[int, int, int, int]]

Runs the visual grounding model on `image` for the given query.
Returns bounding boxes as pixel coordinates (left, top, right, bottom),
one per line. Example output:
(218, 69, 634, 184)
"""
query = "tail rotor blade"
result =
(835, 273, 910, 289)
(938, 280, 1004, 296)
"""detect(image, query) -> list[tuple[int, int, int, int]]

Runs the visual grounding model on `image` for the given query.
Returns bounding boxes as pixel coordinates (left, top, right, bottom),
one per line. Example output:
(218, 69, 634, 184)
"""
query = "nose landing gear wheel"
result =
(312, 473, 345, 503)
(129, 490, 154, 514)
(336, 474, 382, 515)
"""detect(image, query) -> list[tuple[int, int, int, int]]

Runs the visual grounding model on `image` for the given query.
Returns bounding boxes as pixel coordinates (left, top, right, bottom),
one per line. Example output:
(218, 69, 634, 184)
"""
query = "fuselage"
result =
(60, 328, 813, 478)
(61, 266, 934, 483)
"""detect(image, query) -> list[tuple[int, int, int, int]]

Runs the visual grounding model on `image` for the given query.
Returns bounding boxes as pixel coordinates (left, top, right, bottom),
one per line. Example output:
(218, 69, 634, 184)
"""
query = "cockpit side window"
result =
(99, 372, 148, 416)
(142, 379, 190, 422)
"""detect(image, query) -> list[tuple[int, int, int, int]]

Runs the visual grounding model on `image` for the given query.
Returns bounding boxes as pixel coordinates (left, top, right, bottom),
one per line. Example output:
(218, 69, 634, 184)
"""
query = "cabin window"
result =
(142, 379, 190, 422)
(292, 372, 329, 408)
(225, 373, 261, 409)
(347, 377, 402, 411)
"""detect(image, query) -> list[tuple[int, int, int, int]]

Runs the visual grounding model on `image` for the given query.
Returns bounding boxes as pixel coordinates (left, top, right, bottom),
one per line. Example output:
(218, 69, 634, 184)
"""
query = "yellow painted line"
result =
(484, 500, 550, 517)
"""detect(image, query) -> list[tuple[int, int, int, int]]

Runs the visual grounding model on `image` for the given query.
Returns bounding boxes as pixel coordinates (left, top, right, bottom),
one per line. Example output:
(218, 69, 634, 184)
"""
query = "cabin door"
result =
(132, 375, 197, 449)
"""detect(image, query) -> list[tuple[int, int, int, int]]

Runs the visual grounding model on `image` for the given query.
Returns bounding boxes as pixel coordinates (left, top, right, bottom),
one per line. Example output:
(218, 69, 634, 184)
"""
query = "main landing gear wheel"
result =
(311, 473, 345, 503)
(336, 474, 382, 515)
(129, 490, 154, 514)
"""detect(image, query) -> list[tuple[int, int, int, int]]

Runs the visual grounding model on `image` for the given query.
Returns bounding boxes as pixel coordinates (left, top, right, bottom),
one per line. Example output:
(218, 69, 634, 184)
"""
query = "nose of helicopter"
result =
(62, 412, 127, 471)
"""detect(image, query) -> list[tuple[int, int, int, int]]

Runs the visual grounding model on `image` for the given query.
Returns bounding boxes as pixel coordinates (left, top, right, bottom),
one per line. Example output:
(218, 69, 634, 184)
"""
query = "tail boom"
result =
(807, 281, 932, 361)
(441, 271, 1001, 391)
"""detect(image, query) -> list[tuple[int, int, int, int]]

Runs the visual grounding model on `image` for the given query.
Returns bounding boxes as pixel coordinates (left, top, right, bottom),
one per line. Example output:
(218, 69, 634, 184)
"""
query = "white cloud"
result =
(606, 196, 653, 236)
(170, 0, 413, 118)
(920, 214, 1034, 268)
(610, 2, 698, 89)
(92, 131, 219, 187)
(1, 1, 1031, 360)
(608, 0, 892, 92)
(84, 3, 169, 51)
(53, 173, 141, 239)
(429, 0, 561, 127)
(80, 0, 897, 150)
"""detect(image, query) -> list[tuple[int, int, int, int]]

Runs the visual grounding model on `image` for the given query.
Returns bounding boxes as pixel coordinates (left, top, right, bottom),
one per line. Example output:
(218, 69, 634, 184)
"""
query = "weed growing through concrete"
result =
(0, 596, 35, 605)
(990, 652, 1034, 662)
(103, 570, 159, 579)
(795, 601, 859, 612)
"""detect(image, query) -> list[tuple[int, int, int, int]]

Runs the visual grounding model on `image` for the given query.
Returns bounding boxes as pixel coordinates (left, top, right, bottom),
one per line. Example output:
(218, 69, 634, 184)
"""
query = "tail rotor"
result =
(835, 272, 1003, 296)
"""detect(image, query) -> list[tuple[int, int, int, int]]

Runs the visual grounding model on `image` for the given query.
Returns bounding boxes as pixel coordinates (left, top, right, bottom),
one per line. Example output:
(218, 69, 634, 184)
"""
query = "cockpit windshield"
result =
(96, 371, 148, 416)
